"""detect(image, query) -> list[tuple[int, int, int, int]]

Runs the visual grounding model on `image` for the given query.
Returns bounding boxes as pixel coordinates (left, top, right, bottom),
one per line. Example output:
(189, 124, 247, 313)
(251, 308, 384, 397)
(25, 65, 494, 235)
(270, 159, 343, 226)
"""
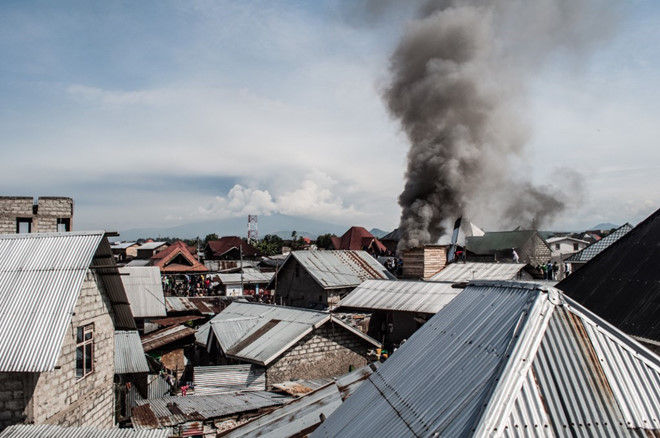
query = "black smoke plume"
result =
(388, 0, 615, 250)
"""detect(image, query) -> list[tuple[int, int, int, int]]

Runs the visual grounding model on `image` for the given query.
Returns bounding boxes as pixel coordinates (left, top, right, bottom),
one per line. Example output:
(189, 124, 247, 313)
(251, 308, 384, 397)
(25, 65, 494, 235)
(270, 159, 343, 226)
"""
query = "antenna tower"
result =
(247, 215, 258, 244)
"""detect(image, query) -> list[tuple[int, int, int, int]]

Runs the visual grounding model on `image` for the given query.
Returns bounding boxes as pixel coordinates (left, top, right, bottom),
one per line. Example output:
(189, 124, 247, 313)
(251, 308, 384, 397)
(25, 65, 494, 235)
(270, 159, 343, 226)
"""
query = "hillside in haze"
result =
(117, 214, 352, 241)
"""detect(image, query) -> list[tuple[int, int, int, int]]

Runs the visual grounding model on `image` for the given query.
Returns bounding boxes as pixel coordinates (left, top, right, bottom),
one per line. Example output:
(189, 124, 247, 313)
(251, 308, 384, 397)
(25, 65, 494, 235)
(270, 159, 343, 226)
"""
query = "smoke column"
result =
(389, 0, 614, 250)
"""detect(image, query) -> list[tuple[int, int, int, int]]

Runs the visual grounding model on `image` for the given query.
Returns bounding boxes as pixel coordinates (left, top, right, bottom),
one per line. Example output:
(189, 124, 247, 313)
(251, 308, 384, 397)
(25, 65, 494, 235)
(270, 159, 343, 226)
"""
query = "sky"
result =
(0, 0, 658, 234)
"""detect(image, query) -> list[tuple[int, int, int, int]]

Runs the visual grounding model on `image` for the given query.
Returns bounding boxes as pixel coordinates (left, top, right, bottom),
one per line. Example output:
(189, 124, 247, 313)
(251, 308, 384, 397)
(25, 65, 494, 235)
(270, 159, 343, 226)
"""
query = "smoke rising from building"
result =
(386, 0, 615, 250)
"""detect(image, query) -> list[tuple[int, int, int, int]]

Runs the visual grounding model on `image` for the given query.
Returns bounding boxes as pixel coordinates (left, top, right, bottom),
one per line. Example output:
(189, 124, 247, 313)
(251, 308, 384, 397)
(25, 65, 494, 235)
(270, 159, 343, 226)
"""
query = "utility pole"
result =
(240, 244, 244, 296)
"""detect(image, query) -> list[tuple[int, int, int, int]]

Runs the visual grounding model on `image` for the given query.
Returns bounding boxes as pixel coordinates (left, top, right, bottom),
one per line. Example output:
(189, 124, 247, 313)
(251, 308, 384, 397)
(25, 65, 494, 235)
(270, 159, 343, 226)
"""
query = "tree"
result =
(204, 233, 219, 243)
(255, 234, 284, 256)
(316, 233, 336, 250)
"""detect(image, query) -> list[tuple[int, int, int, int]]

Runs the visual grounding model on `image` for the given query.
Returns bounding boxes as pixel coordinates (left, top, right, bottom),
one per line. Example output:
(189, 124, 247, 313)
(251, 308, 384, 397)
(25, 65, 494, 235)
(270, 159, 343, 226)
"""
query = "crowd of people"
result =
(162, 274, 219, 296)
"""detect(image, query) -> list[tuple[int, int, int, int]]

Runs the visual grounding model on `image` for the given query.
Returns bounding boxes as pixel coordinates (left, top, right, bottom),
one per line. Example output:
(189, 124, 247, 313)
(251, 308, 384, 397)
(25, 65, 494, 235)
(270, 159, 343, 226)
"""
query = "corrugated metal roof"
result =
(125, 259, 151, 267)
(209, 302, 379, 365)
(0, 231, 108, 372)
(119, 267, 166, 318)
(215, 272, 274, 286)
(165, 296, 227, 315)
(565, 223, 633, 263)
(430, 262, 527, 282)
(138, 241, 167, 250)
(194, 365, 266, 395)
(288, 250, 394, 289)
(336, 279, 462, 314)
(141, 325, 195, 352)
(195, 320, 211, 346)
(223, 363, 379, 437)
(312, 281, 660, 437)
(111, 241, 138, 249)
(132, 391, 291, 429)
(115, 330, 149, 374)
(0, 424, 169, 438)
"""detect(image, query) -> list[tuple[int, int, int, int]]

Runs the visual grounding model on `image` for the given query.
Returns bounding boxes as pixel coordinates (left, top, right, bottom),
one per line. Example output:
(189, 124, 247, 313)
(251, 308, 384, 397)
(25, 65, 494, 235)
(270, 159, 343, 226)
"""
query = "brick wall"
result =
(266, 322, 371, 386)
(0, 271, 116, 431)
(0, 197, 73, 234)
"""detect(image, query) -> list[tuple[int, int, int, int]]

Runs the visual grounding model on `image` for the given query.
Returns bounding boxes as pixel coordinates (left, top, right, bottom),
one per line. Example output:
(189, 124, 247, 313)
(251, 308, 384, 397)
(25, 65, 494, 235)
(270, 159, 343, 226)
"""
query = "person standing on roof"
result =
(512, 248, 519, 263)
(546, 261, 553, 280)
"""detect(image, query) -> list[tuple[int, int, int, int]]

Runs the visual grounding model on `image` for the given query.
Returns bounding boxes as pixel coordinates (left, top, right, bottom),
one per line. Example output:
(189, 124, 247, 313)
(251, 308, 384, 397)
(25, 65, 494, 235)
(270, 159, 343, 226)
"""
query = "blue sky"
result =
(0, 0, 658, 233)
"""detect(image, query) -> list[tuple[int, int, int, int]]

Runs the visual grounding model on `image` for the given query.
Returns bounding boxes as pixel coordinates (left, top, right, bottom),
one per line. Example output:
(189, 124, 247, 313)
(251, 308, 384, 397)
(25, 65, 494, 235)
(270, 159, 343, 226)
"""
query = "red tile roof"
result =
(151, 241, 207, 273)
(332, 226, 387, 253)
(206, 236, 259, 258)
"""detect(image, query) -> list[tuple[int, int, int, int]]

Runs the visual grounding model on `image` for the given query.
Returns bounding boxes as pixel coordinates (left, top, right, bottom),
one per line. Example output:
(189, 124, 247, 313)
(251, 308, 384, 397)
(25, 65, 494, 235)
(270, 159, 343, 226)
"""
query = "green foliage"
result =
(204, 233, 219, 243)
(255, 234, 284, 256)
(315, 233, 336, 249)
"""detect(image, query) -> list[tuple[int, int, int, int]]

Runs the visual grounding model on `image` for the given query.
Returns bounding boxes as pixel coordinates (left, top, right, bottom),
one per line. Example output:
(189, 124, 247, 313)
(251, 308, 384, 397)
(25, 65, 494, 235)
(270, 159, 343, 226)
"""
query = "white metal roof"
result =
(114, 330, 149, 374)
(313, 281, 660, 437)
(337, 279, 462, 314)
(430, 262, 527, 282)
(110, 241, 138, 249)
(0, 231, 105, 372)
(209, 302, 380, 365)
(287, 250, 394, 290)
(216, 271, 274, 286)
(0, 425, 169, 438)
(119, 266, 166, 318)
(137, 241, 167, 250)
(546, 236, 589, 244)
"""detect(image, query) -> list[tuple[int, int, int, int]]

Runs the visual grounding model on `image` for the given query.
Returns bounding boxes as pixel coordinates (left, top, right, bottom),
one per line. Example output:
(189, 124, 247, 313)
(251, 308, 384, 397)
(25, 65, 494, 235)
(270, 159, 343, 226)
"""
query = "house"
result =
(546, 235, 590, 258)
(465, 229, 552, 265)
(331, 226, 388, 255)
(271, 250, 394, 309)
(119, 266, 167, 329)
(564, 222, 633, 271)
(0, 196, 73, 233)
(135, 241, 168, 259)
(557, 208, 660, 353)
(110, 241, 139, 262)
(313, 281, 660, 437)
(150, 241, 207, 274)
(336, 280, 464, 349)
(215, 271, 274, 296)
(205, 236, 259, 260)
(0, 231, 136, 430)
(203, 302, 381, 386)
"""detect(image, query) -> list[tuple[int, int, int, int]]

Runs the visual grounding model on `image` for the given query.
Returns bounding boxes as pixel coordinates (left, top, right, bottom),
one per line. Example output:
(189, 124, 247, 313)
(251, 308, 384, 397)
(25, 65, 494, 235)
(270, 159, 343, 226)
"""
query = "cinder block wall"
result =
(0, 197, 33, 234)
(0, 272, 116, 431)
(266, 323, 371, 385)
(34, 197, 73, 232)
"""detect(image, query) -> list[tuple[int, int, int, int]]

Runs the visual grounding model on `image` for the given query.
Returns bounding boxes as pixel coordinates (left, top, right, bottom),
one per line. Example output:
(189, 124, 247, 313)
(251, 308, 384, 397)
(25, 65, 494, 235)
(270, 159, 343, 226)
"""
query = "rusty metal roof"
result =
(0, 231, 135, 372)
(165, 296, 228, 315)
(141, 324, 195, 352)
(313, 281, 660, 437)
(0, 425, 169, 438)
(131, 391, 291, 429)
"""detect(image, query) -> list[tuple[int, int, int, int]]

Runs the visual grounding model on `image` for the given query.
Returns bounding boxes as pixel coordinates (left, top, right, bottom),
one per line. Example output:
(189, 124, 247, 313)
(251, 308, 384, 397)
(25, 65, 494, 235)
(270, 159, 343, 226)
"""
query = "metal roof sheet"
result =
(313, 281, 660, 437)
(0, 425, 169, 438)
(430, 262, 527, 282)
(0, 231, 105, 372)
(193, 364, 265, 395)
(141, 324, 195, 352)
(215, 272, 274, 286)
(125, 259, 151, 267)
(137, 242, 167, 250)
(115, 330, 149, 374)
(209, 302, 379, 365)
(565, 222, 633, 263)
(111, 241, 138, 249)
(119, 267, 166, 318)
(288, 250, 394, 289)
(132, 391, 291, 429)
(337, 279, 462, 314)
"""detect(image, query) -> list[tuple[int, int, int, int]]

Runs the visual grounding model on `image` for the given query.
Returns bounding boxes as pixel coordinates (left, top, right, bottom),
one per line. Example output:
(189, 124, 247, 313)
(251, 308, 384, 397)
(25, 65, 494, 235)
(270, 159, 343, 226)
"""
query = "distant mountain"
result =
(369, 228, 390, 239)
(590, 222, 619, 231)
(117, 214, 349, 241)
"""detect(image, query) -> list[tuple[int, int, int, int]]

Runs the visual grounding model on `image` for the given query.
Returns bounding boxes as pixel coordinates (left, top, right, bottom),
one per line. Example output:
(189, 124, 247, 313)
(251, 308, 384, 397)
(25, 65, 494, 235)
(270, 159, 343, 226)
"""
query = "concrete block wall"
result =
(266, 322, 371, 385)
(0, 197, 33, 234)
(29, 271, 115, 428)
(0, 271, 116, 431)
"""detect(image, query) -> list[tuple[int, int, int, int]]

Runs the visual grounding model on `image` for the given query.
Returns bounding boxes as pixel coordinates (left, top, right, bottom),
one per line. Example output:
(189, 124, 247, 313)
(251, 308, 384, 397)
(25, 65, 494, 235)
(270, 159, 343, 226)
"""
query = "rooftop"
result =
(430, 262, 528, 282)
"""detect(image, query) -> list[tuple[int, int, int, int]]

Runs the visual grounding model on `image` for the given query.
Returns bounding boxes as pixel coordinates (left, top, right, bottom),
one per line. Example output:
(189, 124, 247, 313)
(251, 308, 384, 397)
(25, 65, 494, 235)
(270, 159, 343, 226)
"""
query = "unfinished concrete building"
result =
(0, 196, 73, 234)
